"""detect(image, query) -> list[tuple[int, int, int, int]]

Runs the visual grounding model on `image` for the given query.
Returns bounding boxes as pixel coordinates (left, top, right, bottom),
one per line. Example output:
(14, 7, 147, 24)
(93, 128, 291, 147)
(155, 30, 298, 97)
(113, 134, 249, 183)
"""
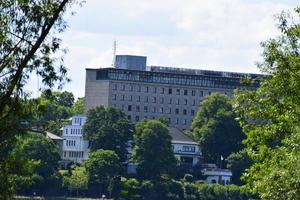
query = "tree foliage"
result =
(16, 132, 62, 195)
(226, 149, 252, 186)
(85, 149, 122, 197)
(0, 1, 80, 197)
(132, 120, 177, 180)
(233, 7, 300, 199)
(72, 97, 84, 115)
(63, 166, 88, 196)
(189, 93, 244, 163)
(83, 106, 134, 162)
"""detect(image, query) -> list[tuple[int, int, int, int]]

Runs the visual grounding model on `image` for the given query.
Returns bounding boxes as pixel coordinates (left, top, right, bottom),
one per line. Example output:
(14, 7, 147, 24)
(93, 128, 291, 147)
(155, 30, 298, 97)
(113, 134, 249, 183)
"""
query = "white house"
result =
(201, 164, 232, 185)
(170, 127, 201, 167)
(61, 115, 89, 164)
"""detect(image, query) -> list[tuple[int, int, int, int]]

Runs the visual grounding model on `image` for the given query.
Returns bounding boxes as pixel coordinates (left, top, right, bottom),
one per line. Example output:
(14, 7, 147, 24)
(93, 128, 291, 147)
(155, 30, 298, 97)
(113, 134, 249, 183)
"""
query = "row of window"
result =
(113, 84, 205, 96)
(125, 105, 195, 116)
(172, 145, 196, 153)
(113, 94, 200, 106)
(65, 128, 82, 135)
(97, 69, 247, 89)
(63, 151, 84, 158)
(66, 140, 76, 146)
(127, 115, 192, 125)
(73, 117, 83, 125)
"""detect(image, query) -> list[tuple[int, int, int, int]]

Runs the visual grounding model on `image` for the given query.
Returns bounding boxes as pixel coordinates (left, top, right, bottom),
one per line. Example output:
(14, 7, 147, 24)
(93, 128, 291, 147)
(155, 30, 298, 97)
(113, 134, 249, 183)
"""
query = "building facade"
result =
(61, 115, 89, 164)
(85, 55, 261, 130)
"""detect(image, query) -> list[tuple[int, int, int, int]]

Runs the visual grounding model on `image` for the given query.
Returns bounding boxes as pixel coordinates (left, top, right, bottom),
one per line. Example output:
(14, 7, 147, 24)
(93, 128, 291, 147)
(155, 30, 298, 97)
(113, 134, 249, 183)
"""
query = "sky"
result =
(27, 0, 298, 98)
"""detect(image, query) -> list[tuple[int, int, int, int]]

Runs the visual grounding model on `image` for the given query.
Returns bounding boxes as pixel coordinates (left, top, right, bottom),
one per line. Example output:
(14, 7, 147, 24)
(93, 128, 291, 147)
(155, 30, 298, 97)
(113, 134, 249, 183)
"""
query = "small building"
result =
(61, 115, 89, 164)
(201, 164, 232, 185)
(169, 127, 201, 167)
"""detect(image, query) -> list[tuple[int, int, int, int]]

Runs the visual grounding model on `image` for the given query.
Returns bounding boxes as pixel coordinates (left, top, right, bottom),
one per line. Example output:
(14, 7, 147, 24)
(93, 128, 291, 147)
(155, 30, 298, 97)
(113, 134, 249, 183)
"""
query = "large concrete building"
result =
(85, 55, 261, 130)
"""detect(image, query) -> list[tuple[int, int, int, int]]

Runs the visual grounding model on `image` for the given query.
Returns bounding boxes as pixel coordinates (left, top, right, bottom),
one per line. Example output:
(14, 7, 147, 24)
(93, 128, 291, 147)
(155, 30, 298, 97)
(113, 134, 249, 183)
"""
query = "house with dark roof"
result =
(169, 127, 201, 167)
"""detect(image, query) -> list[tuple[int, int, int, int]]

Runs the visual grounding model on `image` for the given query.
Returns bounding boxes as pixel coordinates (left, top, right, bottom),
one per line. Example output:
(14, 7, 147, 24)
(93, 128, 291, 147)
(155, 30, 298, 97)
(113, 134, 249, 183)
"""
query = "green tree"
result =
(72, 97, 85, 115)
(132, 120, 177, 180)
(17, 132, 62, 195)
(0, 1, 80, 197)
(85, 150, 122, 197)
(64, 166, 88, 196)
(233, 7, 300, 199)
(189, 93, 244, 163)
(41, 90, 75, 108)
(226, 149, 252, 185)
(83, 106, 134, 162)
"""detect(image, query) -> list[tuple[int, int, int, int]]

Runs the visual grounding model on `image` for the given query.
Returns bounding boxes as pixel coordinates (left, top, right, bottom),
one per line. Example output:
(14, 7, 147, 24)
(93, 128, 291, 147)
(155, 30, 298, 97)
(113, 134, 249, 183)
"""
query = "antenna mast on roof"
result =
(112, 40, 117, 67)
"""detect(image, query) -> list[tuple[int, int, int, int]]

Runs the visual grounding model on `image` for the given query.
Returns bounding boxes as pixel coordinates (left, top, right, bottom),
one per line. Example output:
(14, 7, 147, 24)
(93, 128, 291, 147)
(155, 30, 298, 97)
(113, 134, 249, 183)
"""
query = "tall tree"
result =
(189, 93, 244, 163)
(132, 120, 177, 180)
(0, 1, 81, 197)
(83, 106, 134, 162)
(234, 7, 300, 199)
(85, 150, 122, 197)
(16, 132, 62, 195)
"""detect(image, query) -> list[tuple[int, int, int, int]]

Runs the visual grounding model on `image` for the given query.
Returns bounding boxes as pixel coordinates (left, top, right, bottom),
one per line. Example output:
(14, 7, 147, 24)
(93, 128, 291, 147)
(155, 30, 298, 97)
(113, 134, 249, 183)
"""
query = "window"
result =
(160, 97, 164, 104)
(176, 118, 179, 124)
(152, 107, 156, 113)
(176, 89, 180, 95)
(122, 85, 125, 91)
(130, 85, 133, 91)
(159, 107, 164, 113)
(191, 90, 195, 96)
(144, 106, 148, 112)
(191, 110, 195, 116)
(184, 99, 187, 105)
(121, 95, 125, 101)
(184, 89, 188, 95)
(64, 151, 66, 157)
(183, 119, 187, 125)
(168, 108, 172, 114)
(137, 96, 141, 102)
(65, 129, 68, 134)
(183, 109, 187, 115)
(145, 96, 148, 103)
(168, 98, 172, 104)
(168, 88, 172, 94)
(153, 87, 157, 93)
(113, 84, 117, 90)
(128, 105, 132, 111)
(128, 115, 131, 120)
(121, 105, 125, 111)
(152, 97, 156, 103)
(145, 86, 149, 93)
(176, 99, 179, 105)
(129, 95, 133, 101)
(182, 146, 195, 152)
(200, 91, 203, 97)
(161, 88, 165, 94)
(192, 99, 196, 106)
(136, 105, 140, 112)
(135, 116, 140, 122)
(175, 108, 179, 114)
(137, 86, 141, 92)
(209, 91, 212, 95)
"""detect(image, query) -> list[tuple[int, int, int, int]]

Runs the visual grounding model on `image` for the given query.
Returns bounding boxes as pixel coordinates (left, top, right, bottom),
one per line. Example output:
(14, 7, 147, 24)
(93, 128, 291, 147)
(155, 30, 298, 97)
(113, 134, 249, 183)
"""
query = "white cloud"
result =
(26, 0, 298, 98)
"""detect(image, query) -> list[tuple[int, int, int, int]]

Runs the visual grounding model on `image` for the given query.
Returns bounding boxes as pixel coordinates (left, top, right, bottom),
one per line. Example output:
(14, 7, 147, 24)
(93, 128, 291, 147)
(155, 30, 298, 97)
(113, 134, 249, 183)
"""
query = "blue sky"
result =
(27, 0, 299, 98)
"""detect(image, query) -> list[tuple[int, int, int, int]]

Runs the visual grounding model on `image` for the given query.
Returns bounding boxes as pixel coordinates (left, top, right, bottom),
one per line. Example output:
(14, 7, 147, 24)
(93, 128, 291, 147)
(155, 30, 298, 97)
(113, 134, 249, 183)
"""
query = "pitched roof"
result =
(168, 127, 198, 145)
(46, 132, 63, 140)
